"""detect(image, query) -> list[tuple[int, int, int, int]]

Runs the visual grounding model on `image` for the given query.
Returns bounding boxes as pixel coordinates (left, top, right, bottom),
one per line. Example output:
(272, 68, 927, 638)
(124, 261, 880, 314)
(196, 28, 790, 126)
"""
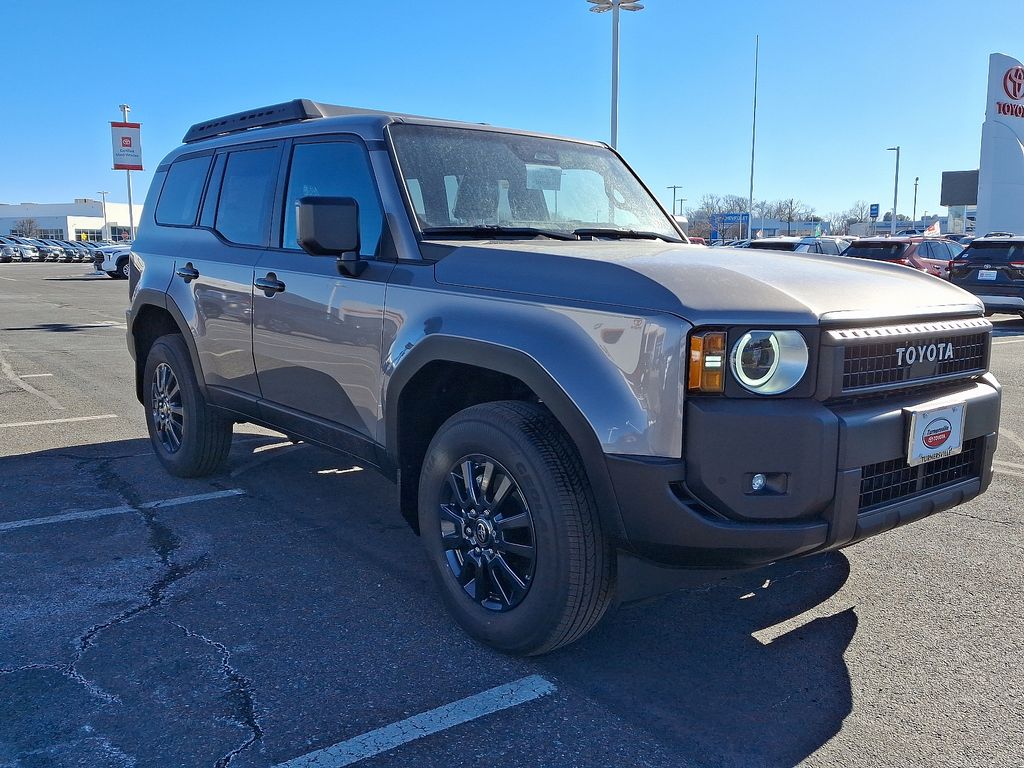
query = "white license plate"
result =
(977, 269, 997, 280)
(906, 401, 966, 467)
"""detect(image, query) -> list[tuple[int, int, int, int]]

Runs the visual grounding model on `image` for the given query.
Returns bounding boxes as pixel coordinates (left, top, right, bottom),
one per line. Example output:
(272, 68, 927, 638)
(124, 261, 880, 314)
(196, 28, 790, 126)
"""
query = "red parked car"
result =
(843, 237, 964, 278)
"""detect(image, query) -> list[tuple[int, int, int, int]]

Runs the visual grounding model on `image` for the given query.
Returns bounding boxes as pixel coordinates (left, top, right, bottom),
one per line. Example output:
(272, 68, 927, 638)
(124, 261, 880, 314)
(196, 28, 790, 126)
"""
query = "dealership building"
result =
(0, 200, 141, 241)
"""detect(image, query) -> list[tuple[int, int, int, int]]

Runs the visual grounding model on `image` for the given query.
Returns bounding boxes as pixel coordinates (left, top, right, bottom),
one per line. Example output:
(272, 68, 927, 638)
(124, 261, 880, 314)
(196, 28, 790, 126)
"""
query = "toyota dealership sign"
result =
(111, 121, 143, 171)
(976, 53, 1024, 236)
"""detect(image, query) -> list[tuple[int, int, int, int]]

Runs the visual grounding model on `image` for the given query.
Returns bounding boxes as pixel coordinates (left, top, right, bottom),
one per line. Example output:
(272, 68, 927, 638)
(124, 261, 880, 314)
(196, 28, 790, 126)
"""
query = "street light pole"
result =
(97, 191, 109, 241)
(913, 176, 919, 224)
(588, 0, 644, 149)
(886, 146, 900, 235)
(667, 185, 683, 217)
(119, 103, 136, 241)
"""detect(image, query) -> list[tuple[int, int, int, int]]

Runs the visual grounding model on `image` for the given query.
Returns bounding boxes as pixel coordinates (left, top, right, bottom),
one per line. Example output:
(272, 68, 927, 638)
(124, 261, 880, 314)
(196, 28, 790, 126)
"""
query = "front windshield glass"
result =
(389, 124, 679, 240)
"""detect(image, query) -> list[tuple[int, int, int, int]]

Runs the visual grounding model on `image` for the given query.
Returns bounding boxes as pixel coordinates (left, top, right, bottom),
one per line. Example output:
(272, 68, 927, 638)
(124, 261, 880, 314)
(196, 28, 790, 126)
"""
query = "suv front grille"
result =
(842, 332, 987, 391)
(826, 318, 991, 395)
(858, 437, 982, 512)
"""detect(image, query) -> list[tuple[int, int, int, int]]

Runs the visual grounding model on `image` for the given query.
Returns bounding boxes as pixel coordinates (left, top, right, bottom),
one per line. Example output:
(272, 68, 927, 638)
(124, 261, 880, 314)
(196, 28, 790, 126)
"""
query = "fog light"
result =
(751, 473, 767, 492)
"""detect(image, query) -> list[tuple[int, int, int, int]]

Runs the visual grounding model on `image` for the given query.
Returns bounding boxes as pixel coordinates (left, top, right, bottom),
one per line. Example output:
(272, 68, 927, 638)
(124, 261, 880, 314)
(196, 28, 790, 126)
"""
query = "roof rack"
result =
(182, 99, 325, 143)
(182, 99, 447, 144)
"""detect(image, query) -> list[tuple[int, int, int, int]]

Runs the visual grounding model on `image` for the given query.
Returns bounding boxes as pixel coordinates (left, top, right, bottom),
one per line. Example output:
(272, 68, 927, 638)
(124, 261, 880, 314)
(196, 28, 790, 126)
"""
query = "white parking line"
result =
(274, 675, 557, 768)
(992, 337, 1024, 345)
(18, 373, 53, 378)
(0, 276, 16, 281)
(0, 349, 64, 410)
(0, 489, 245, 533)
(993, 458, 1024, 471)
(0, 414, 117, 429)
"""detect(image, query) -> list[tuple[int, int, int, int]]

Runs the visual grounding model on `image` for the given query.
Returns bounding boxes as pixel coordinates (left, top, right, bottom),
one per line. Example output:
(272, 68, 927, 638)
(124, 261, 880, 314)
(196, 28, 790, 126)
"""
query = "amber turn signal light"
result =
(688, 331, 727, 393)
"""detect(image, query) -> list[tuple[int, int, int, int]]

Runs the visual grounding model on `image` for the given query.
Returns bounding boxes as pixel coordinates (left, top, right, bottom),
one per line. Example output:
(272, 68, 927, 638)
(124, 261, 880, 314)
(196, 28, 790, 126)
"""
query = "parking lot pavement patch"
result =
(274, 675, 556, 768)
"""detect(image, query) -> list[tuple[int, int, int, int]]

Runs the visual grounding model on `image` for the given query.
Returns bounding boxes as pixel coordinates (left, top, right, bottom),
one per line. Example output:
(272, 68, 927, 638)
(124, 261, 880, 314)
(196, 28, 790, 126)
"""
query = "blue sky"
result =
(1, 0, 1020, 218)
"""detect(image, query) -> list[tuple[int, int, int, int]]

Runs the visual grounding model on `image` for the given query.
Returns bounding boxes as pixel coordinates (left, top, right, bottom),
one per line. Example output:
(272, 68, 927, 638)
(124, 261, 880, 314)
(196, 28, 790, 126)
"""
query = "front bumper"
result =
(609, 374, 1001, 569)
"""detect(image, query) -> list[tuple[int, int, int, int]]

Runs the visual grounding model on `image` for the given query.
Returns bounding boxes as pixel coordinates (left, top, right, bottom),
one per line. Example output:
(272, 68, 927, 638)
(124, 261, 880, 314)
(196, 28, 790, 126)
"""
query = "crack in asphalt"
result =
(170, 622, 264, 768)
(946, 510, 1021, 528)
(45, 458, 206, 704)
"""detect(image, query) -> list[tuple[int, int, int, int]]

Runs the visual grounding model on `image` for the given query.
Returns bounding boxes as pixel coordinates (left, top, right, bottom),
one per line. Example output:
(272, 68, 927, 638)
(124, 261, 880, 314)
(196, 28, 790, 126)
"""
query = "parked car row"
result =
(0, 235, 107, 263)
(0, 236, 134, 278)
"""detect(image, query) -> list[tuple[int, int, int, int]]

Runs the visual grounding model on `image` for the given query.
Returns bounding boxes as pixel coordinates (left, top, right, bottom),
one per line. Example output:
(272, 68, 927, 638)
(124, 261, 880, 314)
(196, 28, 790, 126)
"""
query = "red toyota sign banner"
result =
(111, 121, 143, 171)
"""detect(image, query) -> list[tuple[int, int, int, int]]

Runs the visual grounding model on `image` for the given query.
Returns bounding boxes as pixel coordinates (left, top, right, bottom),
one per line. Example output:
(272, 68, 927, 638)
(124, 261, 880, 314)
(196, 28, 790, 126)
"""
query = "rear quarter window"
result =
(155, 155, 212, 226)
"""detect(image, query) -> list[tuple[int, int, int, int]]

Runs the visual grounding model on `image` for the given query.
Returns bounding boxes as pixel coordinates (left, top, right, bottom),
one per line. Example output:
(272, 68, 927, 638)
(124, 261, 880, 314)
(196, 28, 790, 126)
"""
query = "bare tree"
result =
(13, 218, 40, 237)
(826, 211, 849, 235)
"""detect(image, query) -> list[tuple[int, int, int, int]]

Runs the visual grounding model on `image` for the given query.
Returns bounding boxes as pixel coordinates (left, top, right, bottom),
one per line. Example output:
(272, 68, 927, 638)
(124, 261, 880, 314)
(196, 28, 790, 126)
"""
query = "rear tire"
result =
(143, 334, 232, 477)
(418, 401, 614, 656)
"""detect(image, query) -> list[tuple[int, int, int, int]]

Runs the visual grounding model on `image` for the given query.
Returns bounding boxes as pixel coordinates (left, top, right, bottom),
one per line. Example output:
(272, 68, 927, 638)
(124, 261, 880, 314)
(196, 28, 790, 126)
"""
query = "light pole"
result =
(667, 185, 683, 218)
(588, 0, 645, 149)
(886, 146, 900, 235)
(119, 104, 136, 240)
(913, 176, 919, 225)
(97, 191, 109, 241)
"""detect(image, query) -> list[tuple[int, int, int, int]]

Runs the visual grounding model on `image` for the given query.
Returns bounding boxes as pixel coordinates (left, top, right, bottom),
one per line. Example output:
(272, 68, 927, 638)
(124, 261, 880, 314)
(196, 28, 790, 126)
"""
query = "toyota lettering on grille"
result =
(897, 342, 955, 367)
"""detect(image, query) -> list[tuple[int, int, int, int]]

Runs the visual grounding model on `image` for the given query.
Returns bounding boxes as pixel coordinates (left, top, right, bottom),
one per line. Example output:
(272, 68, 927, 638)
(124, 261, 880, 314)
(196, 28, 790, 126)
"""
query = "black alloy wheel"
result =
(143, 334, 233, 477)
(439, 454, 536, 612)
(150, 362, 184, 453)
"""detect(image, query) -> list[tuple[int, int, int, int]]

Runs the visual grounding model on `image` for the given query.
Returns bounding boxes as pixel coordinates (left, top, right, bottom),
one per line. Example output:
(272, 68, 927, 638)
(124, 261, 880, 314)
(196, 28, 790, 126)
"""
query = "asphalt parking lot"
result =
(1, 261, 1022, 768)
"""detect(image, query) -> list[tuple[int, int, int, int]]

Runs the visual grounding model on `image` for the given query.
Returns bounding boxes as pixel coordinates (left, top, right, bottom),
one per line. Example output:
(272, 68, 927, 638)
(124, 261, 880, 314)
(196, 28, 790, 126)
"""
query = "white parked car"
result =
(96, 242, 133, 278)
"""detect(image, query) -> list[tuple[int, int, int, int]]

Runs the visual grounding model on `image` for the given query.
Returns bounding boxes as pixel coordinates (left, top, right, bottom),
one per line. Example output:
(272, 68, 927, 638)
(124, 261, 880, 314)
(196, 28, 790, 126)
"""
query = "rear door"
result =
(251, 135, 394, 442)
(163, 143, 283, 397)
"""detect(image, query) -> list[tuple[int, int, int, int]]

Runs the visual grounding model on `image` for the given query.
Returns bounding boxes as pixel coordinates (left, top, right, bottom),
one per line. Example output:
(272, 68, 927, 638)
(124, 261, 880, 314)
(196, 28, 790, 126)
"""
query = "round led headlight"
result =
(731, 330, 808, 394)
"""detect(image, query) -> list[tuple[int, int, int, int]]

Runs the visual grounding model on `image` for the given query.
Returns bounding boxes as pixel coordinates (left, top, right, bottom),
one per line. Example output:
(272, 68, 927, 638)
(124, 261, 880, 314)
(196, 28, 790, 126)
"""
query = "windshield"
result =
(844, 243, 908, 260)
(389, 124, 679, 240)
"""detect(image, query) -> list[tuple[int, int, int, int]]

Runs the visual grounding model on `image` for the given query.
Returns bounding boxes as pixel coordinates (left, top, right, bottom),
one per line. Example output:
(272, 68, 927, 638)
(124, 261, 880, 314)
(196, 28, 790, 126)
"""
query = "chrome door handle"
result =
(255, 273, 286, 295)
(175, 263, 199, 283)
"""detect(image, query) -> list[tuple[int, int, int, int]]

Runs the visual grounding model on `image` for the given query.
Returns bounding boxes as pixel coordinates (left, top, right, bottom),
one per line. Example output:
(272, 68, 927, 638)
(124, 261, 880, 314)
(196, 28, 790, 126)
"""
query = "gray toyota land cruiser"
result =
(126, 100, 1001, 655)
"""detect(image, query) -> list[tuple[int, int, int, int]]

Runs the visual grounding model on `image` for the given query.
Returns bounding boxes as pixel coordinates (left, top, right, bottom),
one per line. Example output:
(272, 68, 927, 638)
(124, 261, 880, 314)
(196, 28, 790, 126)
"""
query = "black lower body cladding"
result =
(608, 374, 1001, 569)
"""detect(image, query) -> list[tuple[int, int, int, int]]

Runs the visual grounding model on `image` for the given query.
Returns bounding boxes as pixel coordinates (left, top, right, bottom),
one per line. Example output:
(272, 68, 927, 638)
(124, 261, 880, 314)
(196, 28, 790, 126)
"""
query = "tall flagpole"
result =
(747, 35, 759, 240)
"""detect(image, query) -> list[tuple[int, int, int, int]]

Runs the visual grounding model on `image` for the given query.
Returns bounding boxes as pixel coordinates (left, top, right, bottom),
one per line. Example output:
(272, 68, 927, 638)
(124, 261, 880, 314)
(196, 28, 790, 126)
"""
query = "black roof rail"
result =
(182, 99, 325, 143)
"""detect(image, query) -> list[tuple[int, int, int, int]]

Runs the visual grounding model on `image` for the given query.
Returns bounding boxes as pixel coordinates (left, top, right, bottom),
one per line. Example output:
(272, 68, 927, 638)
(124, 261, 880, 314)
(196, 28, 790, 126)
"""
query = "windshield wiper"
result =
(572, 227, 683, 243)
(420, 225, 578, 241)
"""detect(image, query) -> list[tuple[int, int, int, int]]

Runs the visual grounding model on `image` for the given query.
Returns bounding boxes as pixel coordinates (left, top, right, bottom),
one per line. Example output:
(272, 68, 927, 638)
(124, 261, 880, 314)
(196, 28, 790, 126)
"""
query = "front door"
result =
(252, 137, 393, 441)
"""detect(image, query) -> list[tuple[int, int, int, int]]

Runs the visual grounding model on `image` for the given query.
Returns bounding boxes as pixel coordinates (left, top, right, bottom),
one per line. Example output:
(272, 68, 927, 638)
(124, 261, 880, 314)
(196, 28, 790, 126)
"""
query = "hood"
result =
(433, 240, 983, 326)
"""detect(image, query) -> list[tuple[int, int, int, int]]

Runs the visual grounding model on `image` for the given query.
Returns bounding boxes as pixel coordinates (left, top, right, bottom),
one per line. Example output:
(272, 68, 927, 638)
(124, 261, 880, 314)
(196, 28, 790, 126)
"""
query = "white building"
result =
(0, 199, 142, 241)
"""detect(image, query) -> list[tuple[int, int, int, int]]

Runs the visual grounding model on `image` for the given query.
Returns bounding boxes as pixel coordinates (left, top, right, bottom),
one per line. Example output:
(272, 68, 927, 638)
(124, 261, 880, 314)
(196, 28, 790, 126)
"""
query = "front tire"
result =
(116, 258, 129, 279)
(143, 334, 232, 477)
(418, 401, 614, 655)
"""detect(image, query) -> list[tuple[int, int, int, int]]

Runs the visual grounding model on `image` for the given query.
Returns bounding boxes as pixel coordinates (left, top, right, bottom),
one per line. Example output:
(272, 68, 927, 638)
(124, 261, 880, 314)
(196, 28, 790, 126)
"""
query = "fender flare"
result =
(129, 288, 208, 402)
(384, 335, 626, 540)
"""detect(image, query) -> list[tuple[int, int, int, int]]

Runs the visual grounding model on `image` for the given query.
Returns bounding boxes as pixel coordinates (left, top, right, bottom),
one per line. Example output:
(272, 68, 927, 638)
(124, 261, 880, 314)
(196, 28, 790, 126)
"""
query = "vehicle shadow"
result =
(2, 322, 120, 333)
(990, 314, 1024, 337)
(537, 552, 855, 768)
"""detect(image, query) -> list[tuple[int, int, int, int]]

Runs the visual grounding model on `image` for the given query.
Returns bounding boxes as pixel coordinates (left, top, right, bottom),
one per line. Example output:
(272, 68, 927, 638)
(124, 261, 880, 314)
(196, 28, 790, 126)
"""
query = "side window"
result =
(155, 155, 212, 226)
(918, 242, 936, 260)
(282, 141, 384, 258)
(820, 239, 839, 255)
(215, 147, 279, 246)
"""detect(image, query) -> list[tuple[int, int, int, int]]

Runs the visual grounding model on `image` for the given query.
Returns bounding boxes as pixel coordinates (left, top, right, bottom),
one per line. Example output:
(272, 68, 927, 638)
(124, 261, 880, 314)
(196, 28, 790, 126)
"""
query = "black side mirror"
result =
(296, 196, 365, 276)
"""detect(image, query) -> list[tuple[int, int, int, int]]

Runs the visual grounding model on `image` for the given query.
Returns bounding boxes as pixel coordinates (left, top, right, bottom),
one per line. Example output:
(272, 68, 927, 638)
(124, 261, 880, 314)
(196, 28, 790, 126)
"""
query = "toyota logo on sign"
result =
(1004, 66, 1024, 101)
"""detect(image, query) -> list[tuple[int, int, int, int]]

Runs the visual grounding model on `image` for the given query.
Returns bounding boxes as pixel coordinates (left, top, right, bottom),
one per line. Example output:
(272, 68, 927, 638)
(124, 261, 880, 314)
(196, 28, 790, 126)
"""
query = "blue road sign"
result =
(869, 203, 880, 218)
